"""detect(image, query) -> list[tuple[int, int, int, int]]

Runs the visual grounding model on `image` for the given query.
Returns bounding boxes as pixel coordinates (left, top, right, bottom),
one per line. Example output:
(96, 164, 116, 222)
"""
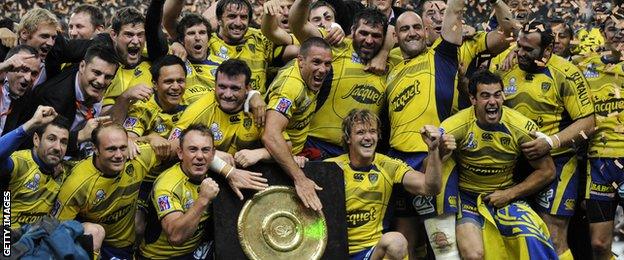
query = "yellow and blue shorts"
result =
(350, 246, 375, 260)
(388, 150, 459, 218)
(457, 190, 558, 259)
(585, 158, 624, 201)
(533, 153, 578, 217)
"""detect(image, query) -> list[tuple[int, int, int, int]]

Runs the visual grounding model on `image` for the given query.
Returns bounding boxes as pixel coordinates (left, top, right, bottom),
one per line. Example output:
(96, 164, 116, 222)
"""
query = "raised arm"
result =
(262, 0, 296, 45)
(146, 0, 170, 62)
(486, 0, 515, 54)
(440, 0, 464, 45)
(163, 0, 185, 39)
(403, 125, 445, 196)
(289, 0, 323, 43)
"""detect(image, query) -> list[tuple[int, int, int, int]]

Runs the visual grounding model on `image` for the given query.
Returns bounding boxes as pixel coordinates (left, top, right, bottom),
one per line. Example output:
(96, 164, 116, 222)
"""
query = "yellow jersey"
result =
(124, 96, 187, 139)
(8, 150, 68, 228)
(139, 163, 211, 259)
(307, 38, 387, 146)
(184, 58, 220, 104)
(208, 28, 274, 95)
(325, 153, 411, 254)
(170, 94, 263, 154)
(267, 60, 318, 154)
(440, 106, 539, 193)
(493, 55, 595, 155)
(576, 27, 604, 55)
(102, 61, 153, 106)
(387, 39, 459, 152)
(577, 55, 624, 158)
(52, 145, 158, 248)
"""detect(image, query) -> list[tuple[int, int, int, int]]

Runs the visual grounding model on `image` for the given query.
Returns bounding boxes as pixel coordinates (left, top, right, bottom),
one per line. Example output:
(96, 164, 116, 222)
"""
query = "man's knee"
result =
(82, 222, 105, 250)
(379, 232, 408, 259)
(591, 236, 613, 253)
(460, 249, 484, 260)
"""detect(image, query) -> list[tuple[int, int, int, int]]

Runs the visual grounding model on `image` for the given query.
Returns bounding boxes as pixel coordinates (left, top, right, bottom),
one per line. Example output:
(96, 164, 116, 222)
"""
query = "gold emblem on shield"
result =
(238, 186, 327, 259)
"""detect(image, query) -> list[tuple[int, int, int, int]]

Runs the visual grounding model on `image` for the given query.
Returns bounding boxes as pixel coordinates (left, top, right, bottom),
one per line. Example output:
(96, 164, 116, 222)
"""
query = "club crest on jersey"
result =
(94, 189, 106, 204)
(351, 52, 363, 64)
(123, 117, 138, 129)
(462, 132, 477, 150)
(126, 164, 134, 176)
(184, 198, 194, 210)
(541, 82, 551, 92)
(154, 123, 167, 133)
(275, 98, 292, 114)
(243, 117, 252, 129)
(210, 122, 223, 141)
(157, 195, 171, 211)
(368, 172, 378, 183)
(505, 77, 517, 95)
(211, 68, 217, 77)
(24, 173, 41, 190)
(217, 46, 229, 59)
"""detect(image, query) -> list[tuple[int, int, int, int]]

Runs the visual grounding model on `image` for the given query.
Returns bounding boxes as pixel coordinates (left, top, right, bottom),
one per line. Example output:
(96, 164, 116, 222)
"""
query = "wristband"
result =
(551, 134, 561, 149)
(244, 90, 261, 113)
(209, 156, 229, 175)
(534, 131, 553, 148)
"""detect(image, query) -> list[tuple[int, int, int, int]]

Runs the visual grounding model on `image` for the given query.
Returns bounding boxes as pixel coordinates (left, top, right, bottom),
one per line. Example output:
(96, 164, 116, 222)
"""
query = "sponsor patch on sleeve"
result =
(169, 128, 182, 140)
(275, 98, 292, 114)
(157, 195, 171, 211)
(123, 117, 138, 129)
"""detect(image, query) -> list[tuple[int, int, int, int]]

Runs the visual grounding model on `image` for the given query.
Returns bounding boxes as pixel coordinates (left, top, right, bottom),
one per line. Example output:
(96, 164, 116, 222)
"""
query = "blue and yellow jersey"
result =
(440, 106, 539, 193)
(492, 55, 595, 155)
(576, 27, 604, 55)
(103, 61, 153, 106)
(267, 60, 318, 154)
(139, 163, 210, 259)
(170, 93, 263, 154)
(432, 31, 488, 73)
(307, 38, 387, 146)
(124, 96, 187, 139)
(7, 150, 68, 228)
(488, 43, 515, 72)
(52, 145, 158, 248)
(325, 153, 411, 254)
(386, 39, 459, 152)
(208, 28, 274, 95)
(577, 55, 624, 158)
(184, 58, 221, 105)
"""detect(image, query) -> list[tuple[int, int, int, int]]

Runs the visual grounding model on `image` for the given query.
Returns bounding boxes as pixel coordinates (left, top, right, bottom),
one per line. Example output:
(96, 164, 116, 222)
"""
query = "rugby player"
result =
(0, 106, 105, 256)
(442, 70, 558, 259)
(262, 37, 333, 211)
(326, 108, 451, 260)
(492, 20, 596, 259)
(139, 124, 220, 259)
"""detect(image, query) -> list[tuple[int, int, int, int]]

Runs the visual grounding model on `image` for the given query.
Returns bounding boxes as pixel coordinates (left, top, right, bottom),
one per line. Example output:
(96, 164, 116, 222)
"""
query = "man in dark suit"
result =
(26, 44, 119, 156)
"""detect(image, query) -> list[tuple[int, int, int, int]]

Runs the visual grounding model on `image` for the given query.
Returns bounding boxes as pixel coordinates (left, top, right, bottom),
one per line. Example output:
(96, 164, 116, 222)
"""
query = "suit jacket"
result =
(29, 68, 81, 153)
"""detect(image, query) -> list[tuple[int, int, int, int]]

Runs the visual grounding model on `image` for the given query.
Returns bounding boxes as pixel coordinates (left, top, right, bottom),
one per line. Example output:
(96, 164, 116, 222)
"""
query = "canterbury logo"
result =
(341, 85, 383, 105)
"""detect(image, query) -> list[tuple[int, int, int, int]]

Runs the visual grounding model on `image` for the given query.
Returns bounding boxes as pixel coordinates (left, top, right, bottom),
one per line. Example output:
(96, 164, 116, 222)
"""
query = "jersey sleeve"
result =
(459, 31, 488, 66)
(52, 174, 89, 220)
(267, 79, 302, 119)
(135, 144, 159, 172)
(392, 159, 413, 184)
(124, 102, 148, 136)
(511, 112, 539, 146)
(152, 183, 184, 220)
(559, 66, 595, 119)
(439, 110, 470, 144)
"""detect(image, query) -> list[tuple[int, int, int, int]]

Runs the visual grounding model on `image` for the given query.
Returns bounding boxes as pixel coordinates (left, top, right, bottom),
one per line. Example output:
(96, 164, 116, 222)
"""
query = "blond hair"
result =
(17, 8, 60, 34)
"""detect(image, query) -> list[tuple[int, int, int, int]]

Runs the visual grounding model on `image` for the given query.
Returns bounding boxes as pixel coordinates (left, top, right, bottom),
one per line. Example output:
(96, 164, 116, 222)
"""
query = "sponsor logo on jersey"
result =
(341, 84, 384, 105)
(536, 188, 553, 209)
(505, 77, 517, 95)
(390, 82, 420, 112)
(275, 98, 292, 114)
(24, 173, 40, 191)
(126, 164, 134, 176)
(169, 128, 182, 140)
(346, 208, 377, 227)
(100, 204, 133, 224)
(500, 136, 511, 146)
(412, 195, 435, 215)
(569, 71, 591, 106)
(210, 122, 223, 141)
(217, 46, 229, 59)
(593, 98, 624, 117)
(353, 173, 365, 182)
(351, 52, 363, 64)
(230, 115, 241, 123)
(158, 195, 171, 211)
(462, 132, 477, 150)
(481, 132, 493, 142)
(94, 189, 106, 205)
(583, 63, 599, 78)
(134, 68, 143, 77)
(123, 117, 138, 129)
(185, 198, 194, 210)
